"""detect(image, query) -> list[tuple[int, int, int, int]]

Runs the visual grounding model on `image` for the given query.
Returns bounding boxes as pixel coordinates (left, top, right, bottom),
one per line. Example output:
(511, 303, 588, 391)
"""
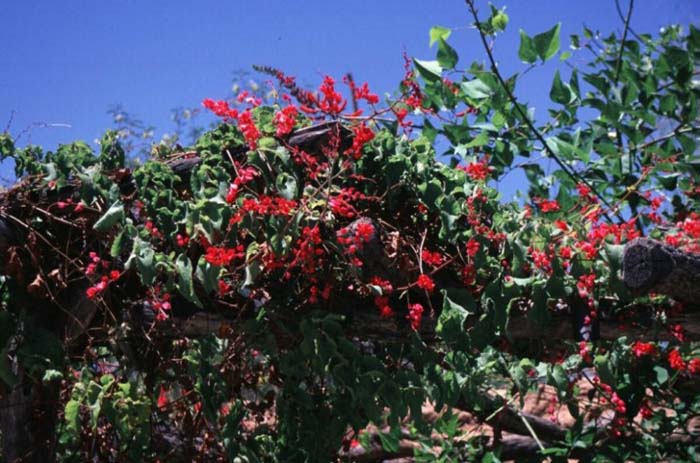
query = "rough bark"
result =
(163, 306, 700, 342)
(623, 237, 700, 304)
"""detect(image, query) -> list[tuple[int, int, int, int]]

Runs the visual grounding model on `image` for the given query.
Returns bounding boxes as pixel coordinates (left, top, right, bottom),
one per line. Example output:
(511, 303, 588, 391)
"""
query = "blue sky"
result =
(1, 0, 698, 193)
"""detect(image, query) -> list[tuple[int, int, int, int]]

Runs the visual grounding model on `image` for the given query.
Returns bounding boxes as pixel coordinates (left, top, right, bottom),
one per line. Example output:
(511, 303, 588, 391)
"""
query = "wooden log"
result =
(163, 121, 353, 177)
(623, 238, 700, 304)
(156, 306, 700, 342)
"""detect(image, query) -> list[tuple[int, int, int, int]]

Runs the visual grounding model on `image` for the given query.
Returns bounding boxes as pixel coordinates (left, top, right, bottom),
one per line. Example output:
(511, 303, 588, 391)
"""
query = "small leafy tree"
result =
(0, 1, 699, 462)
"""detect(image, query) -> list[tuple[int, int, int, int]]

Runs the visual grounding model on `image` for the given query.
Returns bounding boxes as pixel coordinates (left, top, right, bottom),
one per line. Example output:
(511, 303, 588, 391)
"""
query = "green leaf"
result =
(64, 399, 81, 434)
(654, 366, 669, 385)
(195, 256, 222, 295)
(460, 79, 493, 100)
(110, 229, 126, 258)
(93, 201, 124, 232)
(518, 29, 538, 64)
(658, 173, 679, 190)
(42, 369, 64, 383)
(417, 179, 442, 208)
(275, 172, 297, 200)
(377, 429, 400, 453)
(437, 289, 475, 345)
(176, 254, 202, 308)
(429, 26, 452, 47)
(464, 131, 489, 148)
(126, 238, 156, 286)
(534, 23, 561, 62)
(490, 9, 509, 32)
(550, 70, 574, 105)
(437, 38, 458, 69)
(413, 59, 442, 82)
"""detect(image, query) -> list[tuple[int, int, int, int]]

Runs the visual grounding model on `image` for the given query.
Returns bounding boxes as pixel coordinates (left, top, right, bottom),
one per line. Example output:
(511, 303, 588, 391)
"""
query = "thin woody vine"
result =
(0, 0, 700, 461)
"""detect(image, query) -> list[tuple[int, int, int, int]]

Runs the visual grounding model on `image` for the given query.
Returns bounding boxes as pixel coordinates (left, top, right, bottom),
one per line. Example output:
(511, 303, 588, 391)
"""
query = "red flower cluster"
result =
(329, 187, 366, 218)
(205, 245, 244, 267)
(536, 198, 560, 213)
(400, 52, 424, 110)
(416, 274, 435, 293)
(226, 164, 259, 204)
(347, 123, 375, 160)
(151, 291, 172, 321)
(218, 279, 232, 296)
(55, 197, 86, 214)
(421, 249, 444, 267)
(369, 276, 393, 294)
(375, 296, 393, 318)
(288, 225, 325, 277)
(578, 341, 592, 363)
(318, 76, 347, 115)
(690, 358, 700, 375)
(576, 273, 596, 299)
(631, 341, 656, 358)
(176, 234, 190, 247)
(237, 110, 260, 150)
(530, 248, 552, 273)
(461, 159, 491, 181)
(337, 221, 376, 261)
(85, 252, 121, 299)
(145, 220, 163, 239)
(202, 98, 238, 119)
(559, 246, 572, 259)
(466, 238, 480, 257)
(157, 385, 169, 409)
(668, 348, 686, 371)
(240, 196, 298, 217)
(273, 105, 298, 137)
(462, 264, 476, 286)
(352, 82, 379, 105)
(407, 303, 424, 330)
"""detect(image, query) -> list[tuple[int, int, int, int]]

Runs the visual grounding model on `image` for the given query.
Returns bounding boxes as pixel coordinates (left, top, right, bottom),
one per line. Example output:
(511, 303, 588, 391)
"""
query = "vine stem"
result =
(463, 0, 623, 224)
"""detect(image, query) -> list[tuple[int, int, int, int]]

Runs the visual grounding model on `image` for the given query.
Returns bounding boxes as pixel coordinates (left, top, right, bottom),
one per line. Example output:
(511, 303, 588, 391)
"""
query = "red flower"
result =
(273, 105, 298, 137)
(466, 238, 480, 257)
(374, 296, 393, 318)
(353, 82, 379, 105)
(318, 75, 347, 115)
(559, 246, 572, 259)
(218, 279, 232, 296)
(369, 276, 393, 294)
(176, 234, 189, 248)
(416, 274, 435, 293)
(576, 273, 596, 299)
(579, 341, 592, 363)
(347, 123, 374, 160)
(205, 246, 244, 267)
(421, 249, 444, 267)
(631, 341, 656, 358)
(530, 249, 552, 273)
(237, 110, 260, 150)
(610, 392, 626, 414)
(157, 386, 169, 409)
(202, 98, 238, 119)
(689, 358, 700, 375)
(668, 348, 686, 371)
(461, 159, 491, 181)
(639, 402, 654, 419)
(407, 303, 424, 330)
(536, 198, 560, 213)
